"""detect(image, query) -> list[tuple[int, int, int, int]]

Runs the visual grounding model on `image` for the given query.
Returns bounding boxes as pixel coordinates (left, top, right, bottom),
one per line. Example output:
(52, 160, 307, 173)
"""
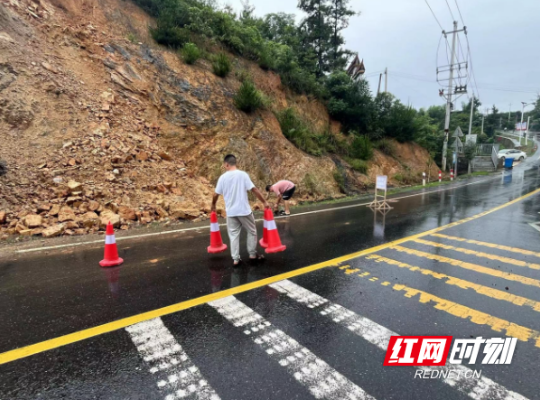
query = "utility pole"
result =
(527, 116, 531, 141)
(481, 113, 485, 135)
(520, 102, 526, 146)
(468, 95, 474, 136)
(508, 103, 512, 123)
(441, 21, 465, 171)
(384, 68, 388, 93)
(377, 73, 382, 96)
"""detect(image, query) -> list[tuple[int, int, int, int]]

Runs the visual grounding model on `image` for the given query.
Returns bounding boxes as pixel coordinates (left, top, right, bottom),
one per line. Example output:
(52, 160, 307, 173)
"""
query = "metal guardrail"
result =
(477, 143, 499, 156)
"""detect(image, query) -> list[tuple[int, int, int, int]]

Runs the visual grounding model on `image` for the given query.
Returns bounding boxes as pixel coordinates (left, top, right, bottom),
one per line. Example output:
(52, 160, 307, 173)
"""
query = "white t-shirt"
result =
(215, 170, 255, 217)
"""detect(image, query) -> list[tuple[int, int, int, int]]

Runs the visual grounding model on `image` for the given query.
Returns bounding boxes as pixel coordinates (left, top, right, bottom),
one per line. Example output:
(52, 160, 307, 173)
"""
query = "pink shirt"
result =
(272, 180, 295, 196)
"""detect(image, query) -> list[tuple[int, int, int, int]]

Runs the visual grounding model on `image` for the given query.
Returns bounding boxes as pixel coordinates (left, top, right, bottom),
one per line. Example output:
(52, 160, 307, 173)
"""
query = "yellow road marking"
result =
(391, 283, 540, 347)
(381, 281, 391, 286)
(1, 188, 539, 365)
(369, 277, 379, 282)
(391, 245, 540, 288)
(431, 233, 540, 259)
(367, 254, 540, 312)
(359, 272, 371, 277)
(345, 268, 360, 275)
(413, 238, 540, 271)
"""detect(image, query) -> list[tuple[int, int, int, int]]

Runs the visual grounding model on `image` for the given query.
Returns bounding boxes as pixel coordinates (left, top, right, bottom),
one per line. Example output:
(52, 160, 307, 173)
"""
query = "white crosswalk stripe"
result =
(209, 296, 377, 400)
(126, 318, 220, 400)
(270, 279, 528, 400)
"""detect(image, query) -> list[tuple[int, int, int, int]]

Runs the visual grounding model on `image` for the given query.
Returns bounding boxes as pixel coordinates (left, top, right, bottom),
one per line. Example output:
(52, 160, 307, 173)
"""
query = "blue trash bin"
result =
(504, 157, 514, 169)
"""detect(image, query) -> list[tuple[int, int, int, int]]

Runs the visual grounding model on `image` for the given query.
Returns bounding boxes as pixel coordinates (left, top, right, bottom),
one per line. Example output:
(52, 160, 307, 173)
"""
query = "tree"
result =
(326, 72, 375, 134)
(463, 142, 477, 174)
(298, 0, 333, 76)
(327, 0, 356, 71)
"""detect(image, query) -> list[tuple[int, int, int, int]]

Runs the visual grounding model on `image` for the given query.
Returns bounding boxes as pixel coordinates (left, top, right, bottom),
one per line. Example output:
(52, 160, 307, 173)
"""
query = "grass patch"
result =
(344, 157, 368, 174)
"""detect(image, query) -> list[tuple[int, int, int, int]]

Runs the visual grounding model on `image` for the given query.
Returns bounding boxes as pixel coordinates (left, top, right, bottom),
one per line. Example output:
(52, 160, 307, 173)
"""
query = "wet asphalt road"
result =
(1, 153, 540, 399)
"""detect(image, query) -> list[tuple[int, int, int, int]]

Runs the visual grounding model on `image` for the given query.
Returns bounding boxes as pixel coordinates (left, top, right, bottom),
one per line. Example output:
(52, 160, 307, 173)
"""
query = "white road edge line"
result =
(209, 296, 377, 400)
(126, 318, 220, 400)
(270, 279, 528, 400)
(15, 176, 496, 254)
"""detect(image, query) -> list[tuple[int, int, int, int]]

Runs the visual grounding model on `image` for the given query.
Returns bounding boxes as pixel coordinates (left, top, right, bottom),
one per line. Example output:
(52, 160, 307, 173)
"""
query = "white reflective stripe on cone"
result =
(266, 220, 277, 230)
(105, 235, 116, 245)
(263, 220, 268, 228)
(210, 222, 220, 232)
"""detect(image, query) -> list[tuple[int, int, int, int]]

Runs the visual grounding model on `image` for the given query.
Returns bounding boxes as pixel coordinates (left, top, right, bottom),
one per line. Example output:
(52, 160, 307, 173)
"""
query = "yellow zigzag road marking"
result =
(431, 233, 540, 259)
(366, 254, 540, 312)
(391, 283, 540, 348)
(391, 245, 540, 289)
(413, 238, 540, 271)
(0, 188, 539, 365)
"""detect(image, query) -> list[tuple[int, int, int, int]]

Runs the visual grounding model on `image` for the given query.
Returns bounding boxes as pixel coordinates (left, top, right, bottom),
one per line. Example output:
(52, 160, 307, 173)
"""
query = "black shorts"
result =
(282, 186, 296, 200)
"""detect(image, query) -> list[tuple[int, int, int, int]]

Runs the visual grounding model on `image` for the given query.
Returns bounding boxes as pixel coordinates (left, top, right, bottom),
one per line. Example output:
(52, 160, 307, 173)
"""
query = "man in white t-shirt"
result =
(211, 154, 269, 265)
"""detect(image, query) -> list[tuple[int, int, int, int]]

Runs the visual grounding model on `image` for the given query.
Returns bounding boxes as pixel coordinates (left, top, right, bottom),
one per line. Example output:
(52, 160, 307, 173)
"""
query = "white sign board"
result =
(376, 176, 388, 190)
(466, 134, 477, 145)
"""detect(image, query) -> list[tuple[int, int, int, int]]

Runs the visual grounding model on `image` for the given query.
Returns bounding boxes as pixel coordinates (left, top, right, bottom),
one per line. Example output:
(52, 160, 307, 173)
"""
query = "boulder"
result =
(58, 206, 76, 222)
(100, 210, 121, 229)
(37, 204, 51, 212)
(169, 203, 200, 220)
(0, 211, 6, 224)
(118, 206, 137, 221)
(42, 224, 66, 238)
(81, 212, 99, 228)
(88, 200, 100, 211)
(49, 204, 61, 216)
(25, 214, 43, 228)
(158, 151, 172, 161)
(67, 180, 82, 193)
(136, 151, 149, 161)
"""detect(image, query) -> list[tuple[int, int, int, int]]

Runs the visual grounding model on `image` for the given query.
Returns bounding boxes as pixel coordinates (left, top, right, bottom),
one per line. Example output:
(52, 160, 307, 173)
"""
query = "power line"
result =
(454, 0, 466, 27)
(423, 0, 444, 31)
(444, 0, 456, 21)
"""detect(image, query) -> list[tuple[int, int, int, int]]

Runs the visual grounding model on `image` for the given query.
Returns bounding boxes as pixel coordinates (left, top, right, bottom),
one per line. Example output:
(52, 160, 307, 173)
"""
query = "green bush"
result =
(181, 43, 201, 64)
(344, 157, 368, 174)
(333, 168, 346, 193)
(350, 135, 373, 160)
(212, 53, 232, 77)
(234, 80, 264, 113)
(276, 108, 322, 156)
(150, 24, 189, 48)
(375, 138, 396, 157)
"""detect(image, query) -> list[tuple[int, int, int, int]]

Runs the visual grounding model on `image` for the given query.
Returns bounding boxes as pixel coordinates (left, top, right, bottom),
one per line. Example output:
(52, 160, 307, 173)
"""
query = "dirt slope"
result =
(0, 0, 438, 239)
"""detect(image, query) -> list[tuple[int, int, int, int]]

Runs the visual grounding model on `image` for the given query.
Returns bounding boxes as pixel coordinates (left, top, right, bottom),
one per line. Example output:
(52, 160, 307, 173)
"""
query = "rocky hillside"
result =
(0, 0, 439, 239)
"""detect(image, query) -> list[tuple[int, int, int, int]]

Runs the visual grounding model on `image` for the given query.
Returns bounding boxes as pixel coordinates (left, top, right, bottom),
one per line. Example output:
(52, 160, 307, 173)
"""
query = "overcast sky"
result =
(225, 0, 540, 114)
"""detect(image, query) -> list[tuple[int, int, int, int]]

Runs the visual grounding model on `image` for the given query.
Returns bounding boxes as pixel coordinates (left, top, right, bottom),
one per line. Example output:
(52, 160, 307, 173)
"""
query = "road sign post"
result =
(369, 176, 392, 211)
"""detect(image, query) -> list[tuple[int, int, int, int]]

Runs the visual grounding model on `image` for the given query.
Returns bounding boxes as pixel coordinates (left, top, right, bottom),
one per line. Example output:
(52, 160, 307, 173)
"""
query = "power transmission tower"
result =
(439, 22, 467, 171)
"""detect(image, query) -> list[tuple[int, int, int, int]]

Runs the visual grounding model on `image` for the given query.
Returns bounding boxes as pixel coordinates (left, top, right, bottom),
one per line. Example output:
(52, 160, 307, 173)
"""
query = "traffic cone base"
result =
(264, 215, 286, 254)
(208, 211, 228, 254)
(208, 243, 228, 254)
(100, 257, 124, 268)
(100, 222, 124, 268)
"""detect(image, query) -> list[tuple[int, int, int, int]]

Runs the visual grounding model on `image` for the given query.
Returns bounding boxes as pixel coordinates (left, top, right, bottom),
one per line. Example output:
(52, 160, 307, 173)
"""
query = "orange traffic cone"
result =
(99, 222, 124, 268)
(208, 211, 228, 254)
(265, 212, 286, 254)
(259, 208, 270, 248)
